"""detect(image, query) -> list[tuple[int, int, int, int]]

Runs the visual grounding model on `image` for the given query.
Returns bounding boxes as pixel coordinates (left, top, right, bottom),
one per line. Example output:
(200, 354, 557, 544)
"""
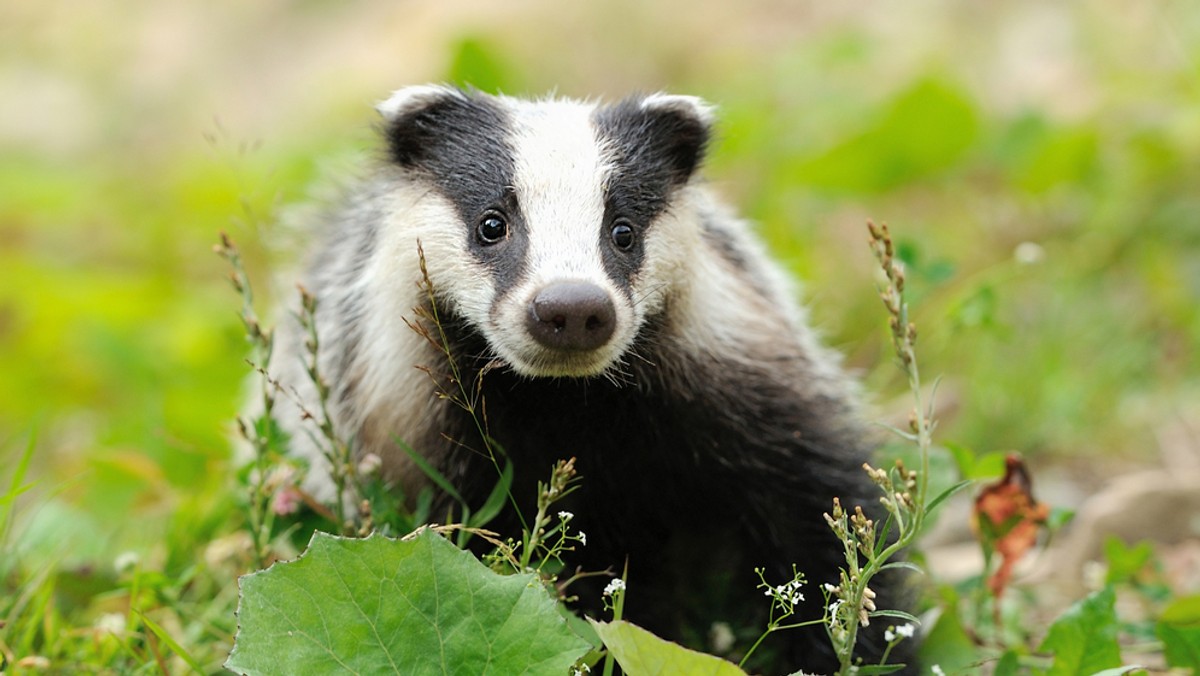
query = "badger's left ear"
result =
(597, 93, 715, 186)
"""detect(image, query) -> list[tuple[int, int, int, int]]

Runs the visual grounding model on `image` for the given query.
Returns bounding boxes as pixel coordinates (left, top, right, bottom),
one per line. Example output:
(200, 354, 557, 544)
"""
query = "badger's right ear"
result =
(376, 85, 468, 167)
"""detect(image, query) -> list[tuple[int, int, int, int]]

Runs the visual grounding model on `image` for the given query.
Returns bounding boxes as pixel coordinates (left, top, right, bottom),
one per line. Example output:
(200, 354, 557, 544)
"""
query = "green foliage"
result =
(1158, 595, 1200, 670)
(0, 434, 36, 547)
(791, 78, 980, 193)
(447, 36, 517, 93)
(1037, 586, 1122, 676)
(1103, 537, 1156, 587)
(590, 620, 747, 676)
(943, 442, 1006, 481)
(227, 530, 591, 675)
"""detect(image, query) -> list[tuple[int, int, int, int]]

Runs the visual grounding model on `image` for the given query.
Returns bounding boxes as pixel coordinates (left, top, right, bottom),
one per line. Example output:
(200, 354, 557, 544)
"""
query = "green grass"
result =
(2, 2, 1198, 672)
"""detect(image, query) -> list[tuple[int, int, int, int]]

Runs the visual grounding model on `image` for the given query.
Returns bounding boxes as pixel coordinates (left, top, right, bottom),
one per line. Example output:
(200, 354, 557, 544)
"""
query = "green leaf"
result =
(790, 77, 979, 192)
(1011, 125, 1100, 194)
(917, 598, 976, 675)
(966, 452, 1008, 480)
(1157, 594, 1200, 669)
(879, 560, 925, 575)
(1102, 536, 1154, 586)
(227, 530, 590, 675)
(589, 619, 746, 676)
(869, 609, 921, 624)
(992, 649, 1020, 676)
(926, 479, 973, 515)
(943, 441, 977, 479)
(468, 458, 513, 530)
(1038, 586, 1121, 675)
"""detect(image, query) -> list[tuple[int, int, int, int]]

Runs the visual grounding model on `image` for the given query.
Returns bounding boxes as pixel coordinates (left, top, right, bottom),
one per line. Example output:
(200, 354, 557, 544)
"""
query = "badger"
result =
(267, 85, 900, 672)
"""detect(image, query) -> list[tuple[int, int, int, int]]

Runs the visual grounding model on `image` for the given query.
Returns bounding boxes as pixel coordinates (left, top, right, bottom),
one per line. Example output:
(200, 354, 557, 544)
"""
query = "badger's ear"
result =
(376, 84, 470, 167)
(638, 94, 715, 176)
(598, 93, 714, 185)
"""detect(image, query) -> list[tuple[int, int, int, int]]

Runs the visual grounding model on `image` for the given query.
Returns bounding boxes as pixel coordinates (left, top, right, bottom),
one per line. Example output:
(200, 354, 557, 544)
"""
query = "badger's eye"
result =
(610, 220, 635, 250)
(477, 212, 508, 244)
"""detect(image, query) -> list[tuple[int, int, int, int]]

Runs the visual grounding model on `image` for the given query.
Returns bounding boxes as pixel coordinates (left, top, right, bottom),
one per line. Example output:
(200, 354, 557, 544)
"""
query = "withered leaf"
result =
(972, 453, 1050, 598)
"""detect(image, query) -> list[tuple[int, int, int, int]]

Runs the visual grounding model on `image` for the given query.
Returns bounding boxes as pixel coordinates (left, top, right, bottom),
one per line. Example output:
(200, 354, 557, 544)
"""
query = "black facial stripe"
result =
(592, 96, 711, 291)
(383, 89, 528, 293)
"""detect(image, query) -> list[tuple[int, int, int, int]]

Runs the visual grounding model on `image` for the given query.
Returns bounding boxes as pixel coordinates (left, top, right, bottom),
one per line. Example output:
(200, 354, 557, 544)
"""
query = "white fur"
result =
(486, 97, 634, 377)
(640, 92, 717, 126)
(375, 84, 464, 121)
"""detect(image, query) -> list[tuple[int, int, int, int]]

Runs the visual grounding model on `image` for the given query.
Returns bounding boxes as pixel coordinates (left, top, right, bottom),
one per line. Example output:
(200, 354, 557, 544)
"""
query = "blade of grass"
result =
(1, 433, 38, 544)
(395, 437, 465, 505)
(468, 458, 513, 529)
(136, 611, 205, 675)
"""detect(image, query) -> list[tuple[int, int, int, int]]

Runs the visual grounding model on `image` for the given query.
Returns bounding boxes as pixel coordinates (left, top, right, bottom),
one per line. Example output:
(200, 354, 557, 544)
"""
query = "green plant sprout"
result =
(215, 232, 287, 566)
(744, 221, 971, 674)
(822, 221, 972, 673)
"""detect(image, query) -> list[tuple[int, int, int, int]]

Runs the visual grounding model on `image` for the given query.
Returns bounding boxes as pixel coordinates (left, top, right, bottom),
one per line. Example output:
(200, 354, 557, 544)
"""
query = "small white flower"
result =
(1014, 241, 1045, 265)
(95, 612, 126, 635)
(114, 551, 140, 574)
(603, 578, 626, 597)
(931, 665, 946, 676)
(357, 453, 383, 476)
(828, 599, 844, 618)
(577, 531, 586, 546)
(896, 623, 916, 638)
(709, 621, 735, 654)
(885, 628, 896, 642)
(823, 583, 838, 593)
(557, 511, 574, 522)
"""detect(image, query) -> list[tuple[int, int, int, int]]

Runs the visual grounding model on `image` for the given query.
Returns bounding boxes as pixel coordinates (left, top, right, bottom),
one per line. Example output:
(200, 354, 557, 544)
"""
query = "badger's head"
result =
(376, 85, 712, 379)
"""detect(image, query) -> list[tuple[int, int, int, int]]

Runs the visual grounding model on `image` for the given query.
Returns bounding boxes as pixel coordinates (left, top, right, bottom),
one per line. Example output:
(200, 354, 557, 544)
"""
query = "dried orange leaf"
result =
(972, 454, 1050, 598)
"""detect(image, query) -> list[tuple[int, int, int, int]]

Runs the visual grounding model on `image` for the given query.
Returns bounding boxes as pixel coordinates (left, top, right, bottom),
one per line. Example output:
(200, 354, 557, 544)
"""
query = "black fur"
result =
(427, 304, 889, 674)
(593, 96, 711, 290)
(383, 89, 530, 295)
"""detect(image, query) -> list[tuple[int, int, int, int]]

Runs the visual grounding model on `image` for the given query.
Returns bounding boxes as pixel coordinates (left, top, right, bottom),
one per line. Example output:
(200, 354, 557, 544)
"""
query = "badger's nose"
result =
(527, 282, 616, 352)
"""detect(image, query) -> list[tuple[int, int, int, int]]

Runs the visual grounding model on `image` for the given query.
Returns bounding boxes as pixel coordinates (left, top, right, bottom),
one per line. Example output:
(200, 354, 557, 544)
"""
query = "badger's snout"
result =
(526, 281, 616, 352)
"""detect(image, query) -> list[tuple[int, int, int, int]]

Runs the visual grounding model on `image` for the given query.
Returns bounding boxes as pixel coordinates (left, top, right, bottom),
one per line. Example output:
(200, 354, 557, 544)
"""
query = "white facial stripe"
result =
(475, 97, 642, 377)
(507, 99, 611, 284)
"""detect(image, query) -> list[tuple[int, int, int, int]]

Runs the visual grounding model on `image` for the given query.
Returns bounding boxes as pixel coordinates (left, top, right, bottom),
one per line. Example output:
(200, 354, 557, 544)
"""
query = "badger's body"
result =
(270, 86, 894, 672)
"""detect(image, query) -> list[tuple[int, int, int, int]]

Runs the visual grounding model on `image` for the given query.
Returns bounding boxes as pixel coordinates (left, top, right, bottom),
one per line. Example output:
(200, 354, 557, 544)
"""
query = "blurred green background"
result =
(2, 0, 1198, 567)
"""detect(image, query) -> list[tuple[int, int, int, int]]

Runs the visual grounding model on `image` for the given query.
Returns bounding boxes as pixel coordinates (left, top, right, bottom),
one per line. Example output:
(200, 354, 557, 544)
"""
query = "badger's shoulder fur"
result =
(267, 86, 898, 672)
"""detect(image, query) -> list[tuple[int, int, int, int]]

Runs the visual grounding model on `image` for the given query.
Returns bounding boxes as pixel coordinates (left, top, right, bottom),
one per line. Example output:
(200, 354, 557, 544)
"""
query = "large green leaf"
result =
(227, 529, 590, 675)
(1038, 586, 1121, 676)
(589, 619, 746, 676)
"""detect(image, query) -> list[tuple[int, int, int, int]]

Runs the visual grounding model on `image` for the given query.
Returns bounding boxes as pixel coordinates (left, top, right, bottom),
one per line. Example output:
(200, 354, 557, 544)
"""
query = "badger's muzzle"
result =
(526, 281, 616, 352)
